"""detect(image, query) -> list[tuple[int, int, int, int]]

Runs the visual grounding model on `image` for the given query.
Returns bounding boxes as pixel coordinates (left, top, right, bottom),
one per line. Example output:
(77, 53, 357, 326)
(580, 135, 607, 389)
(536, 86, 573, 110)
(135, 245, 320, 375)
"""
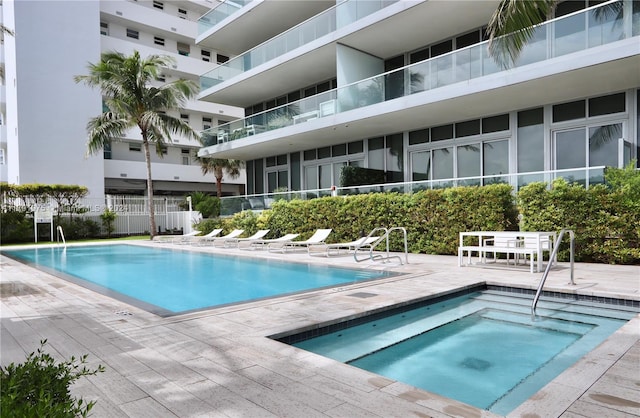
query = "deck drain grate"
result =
(348, 292, 378, 299)
(114, 310, 133, 316)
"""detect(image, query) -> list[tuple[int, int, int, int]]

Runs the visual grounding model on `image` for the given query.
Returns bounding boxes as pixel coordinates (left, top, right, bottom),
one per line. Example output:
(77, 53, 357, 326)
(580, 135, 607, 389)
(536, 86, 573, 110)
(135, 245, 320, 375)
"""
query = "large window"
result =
(554, 122, 624, 184)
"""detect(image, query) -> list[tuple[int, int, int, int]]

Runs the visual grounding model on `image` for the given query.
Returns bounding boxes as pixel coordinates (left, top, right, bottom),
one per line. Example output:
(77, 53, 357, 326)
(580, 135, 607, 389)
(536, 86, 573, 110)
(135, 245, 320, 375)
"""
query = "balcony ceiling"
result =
(200, 53, 640, 161)
(198, 1, 500, 108)
(197, 0, 335, 55)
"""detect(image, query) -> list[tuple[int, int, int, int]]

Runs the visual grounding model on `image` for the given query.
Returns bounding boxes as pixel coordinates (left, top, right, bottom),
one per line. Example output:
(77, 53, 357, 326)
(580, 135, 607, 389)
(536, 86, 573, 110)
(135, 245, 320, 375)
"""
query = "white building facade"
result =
(196, 0, 640, 200)
(1, 0, 245, 200)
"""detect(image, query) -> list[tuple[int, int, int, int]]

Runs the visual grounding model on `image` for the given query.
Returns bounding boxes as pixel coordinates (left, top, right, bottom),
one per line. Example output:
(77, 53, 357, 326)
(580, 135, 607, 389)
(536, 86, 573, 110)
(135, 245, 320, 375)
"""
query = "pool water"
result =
(291, 289, 638, 415)
(3, 244, 390, 315)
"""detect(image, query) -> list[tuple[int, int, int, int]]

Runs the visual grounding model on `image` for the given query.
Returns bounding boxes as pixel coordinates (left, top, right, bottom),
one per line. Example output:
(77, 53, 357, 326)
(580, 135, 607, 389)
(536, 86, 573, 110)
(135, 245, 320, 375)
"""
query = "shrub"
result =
(0, 340, 105, 417)
(0, 211, 33, 243)
(56, 218, 100, 240)
(99, 209, 117, 238)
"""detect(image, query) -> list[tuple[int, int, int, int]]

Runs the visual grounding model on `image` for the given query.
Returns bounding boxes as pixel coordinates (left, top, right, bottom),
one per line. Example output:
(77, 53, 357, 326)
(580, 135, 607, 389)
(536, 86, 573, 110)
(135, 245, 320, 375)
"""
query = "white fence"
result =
(4, 195, 200, 237)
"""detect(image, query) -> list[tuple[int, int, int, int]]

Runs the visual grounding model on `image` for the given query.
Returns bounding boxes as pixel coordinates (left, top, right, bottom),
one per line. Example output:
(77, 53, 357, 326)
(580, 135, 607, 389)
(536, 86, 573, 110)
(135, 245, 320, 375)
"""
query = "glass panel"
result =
(333, 162, 347, 187)
(305, 166, 318, 190)
(589, 92, 625, 116)
(483, 140, 509, 184)
(278, 170, 288, 189)
(456, 120, 480, 137)
(267, 172, 277, 193)
(409, 129, 429, 145)
(589, 123, 621, 167)
(255, 159, 264, 194)
(554, 12, 586, 56)
(386, 134, 404, 182)
(553, 100, 586, 122)
(482, 114, 509, 133)
(556, 128, 586, 169)
(517, 108, 544, 173)
(433, 147, 453, 180)
(588, 2, 625, 47)
(432, 124, 454, 141)
(368, 137, 385, 170)
(516, 25, 548, 66)
(457, 144, 481, 178)
(411, 151, 430, 181)
(348, 140, 364, 154)
(332, 144, 347, 157)
(290, 152, 301, 190)
(319, 164, 332, 188)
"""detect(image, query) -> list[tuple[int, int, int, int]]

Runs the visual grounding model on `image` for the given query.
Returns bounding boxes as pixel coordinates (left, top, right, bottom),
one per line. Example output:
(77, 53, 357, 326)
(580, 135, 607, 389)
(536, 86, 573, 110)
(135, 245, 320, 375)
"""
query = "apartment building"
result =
(196, 0, 640, 200)
(1, 0, 245, 200)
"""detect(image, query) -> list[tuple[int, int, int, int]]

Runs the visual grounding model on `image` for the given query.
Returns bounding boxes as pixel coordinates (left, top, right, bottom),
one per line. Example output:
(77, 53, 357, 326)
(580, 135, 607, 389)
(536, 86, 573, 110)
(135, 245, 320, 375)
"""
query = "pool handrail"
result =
(531, 229, 575, 317)
(354, 227, 408, 265)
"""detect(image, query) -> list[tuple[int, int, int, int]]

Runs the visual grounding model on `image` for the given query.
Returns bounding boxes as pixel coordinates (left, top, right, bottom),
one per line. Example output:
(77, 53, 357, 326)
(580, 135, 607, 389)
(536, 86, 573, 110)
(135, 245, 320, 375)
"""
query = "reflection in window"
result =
(433, 147, 453, 179)
(589, 124, 621, 168)
(517, 108, 544, 173)
(483, 140, 509, 183)
(457, 144, 481, 179)
(556, 128, 586, 169)
(411, 151, 430, 181)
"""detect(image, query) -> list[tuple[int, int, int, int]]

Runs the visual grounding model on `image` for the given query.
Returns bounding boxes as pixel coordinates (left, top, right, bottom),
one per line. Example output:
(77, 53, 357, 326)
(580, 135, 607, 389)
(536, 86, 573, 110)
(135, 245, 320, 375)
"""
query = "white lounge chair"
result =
(154, 230, 202, 244)
(268, 229, 332, 253)
(189, 228, 223, 245)
(215, 229, 270, 248)
(308, 236, 380, 257)
(238, 233, 300, 250)
(204, 229, 244, 247)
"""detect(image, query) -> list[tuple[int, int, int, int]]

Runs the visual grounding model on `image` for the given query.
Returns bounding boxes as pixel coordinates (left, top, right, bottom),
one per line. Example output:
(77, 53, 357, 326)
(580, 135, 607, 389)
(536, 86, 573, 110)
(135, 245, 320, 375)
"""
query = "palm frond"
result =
(487, 0, 557, 68)
(85, 112, 131, 155)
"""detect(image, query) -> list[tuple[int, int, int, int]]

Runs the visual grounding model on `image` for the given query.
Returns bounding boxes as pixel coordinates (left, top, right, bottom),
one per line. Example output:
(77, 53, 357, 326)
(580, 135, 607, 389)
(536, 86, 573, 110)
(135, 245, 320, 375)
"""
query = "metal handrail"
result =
(531, 229, 575, 316)
(354, 227, 408, 265)
(56, 226, 66, 248)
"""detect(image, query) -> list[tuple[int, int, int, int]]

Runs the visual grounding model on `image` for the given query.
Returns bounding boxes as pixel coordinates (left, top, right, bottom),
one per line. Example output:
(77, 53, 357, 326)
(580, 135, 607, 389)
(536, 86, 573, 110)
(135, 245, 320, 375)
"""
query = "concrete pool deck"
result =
(1, 241, 638, 418)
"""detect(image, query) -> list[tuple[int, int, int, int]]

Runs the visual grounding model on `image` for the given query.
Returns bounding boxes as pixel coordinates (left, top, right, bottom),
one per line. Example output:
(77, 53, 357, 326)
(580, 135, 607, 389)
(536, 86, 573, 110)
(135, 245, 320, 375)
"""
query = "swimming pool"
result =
(281, 287, 639, 415)
(3, 244, 392, 316)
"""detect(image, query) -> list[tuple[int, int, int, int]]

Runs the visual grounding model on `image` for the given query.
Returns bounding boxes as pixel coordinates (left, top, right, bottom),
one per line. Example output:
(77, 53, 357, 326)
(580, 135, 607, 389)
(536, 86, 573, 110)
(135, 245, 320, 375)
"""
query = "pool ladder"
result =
(354, 227, 409, 265)
(57, 226, 67, 248)
(531, 229, 575, 317)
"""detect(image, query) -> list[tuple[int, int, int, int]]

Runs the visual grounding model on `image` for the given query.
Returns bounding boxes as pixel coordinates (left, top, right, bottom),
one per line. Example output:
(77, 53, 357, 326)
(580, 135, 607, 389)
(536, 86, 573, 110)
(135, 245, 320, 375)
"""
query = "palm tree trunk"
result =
(142, 137, 157, 239)
(216, 176, 223, 198)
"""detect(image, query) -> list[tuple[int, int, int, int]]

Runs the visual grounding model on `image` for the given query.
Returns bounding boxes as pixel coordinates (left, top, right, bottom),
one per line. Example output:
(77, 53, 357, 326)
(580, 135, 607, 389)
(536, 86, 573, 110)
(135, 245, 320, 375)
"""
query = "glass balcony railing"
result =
(217, 167, 608, 216)
(200, 0, 638, 148)
(198, 0, 252, 36)
(200, 0, 398, 90)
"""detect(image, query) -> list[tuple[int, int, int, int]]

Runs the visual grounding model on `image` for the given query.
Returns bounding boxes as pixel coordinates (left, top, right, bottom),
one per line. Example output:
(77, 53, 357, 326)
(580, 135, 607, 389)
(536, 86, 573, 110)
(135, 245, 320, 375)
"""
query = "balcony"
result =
(100, 1, 196, 38)
(198, 0, 640, 160)
(199, 0, 398, 92)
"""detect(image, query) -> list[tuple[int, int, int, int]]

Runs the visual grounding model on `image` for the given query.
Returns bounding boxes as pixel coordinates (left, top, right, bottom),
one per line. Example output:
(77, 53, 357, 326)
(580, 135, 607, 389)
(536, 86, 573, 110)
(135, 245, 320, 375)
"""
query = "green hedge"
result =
(518, 177, 639, 264)
(252, 184, 519, 254)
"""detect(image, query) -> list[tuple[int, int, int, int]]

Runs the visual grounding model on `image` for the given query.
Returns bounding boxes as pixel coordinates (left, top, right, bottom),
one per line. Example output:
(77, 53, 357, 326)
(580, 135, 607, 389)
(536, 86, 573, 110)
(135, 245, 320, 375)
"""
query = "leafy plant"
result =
(1, 340, 105, 417)
(100, 208, 117, 238)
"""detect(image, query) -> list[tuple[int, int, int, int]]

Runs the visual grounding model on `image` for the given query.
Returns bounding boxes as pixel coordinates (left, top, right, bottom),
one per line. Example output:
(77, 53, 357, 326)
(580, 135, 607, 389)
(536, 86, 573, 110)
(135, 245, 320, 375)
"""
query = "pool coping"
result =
(1, 241, 638, 417)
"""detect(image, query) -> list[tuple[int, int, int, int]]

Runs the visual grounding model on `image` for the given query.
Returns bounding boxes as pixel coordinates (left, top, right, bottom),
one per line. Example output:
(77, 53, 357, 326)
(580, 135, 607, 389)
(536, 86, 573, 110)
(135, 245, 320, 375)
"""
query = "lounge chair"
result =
(238, 233, 300, 250)
(203, 229, 244, 247)
(268, 229, 332, 253)
(154, 230, 202, 244)
(189, 228, 223, 245)
(308, 236, 380, 257)
(214, 229, 270, 248)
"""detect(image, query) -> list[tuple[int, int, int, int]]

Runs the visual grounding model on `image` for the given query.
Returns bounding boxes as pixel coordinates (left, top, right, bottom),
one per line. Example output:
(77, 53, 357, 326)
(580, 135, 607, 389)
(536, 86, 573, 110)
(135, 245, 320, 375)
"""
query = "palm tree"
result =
(75, 51, 199, 239)
(487, 0, 557, 68)
(197, 157, 244, 198)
